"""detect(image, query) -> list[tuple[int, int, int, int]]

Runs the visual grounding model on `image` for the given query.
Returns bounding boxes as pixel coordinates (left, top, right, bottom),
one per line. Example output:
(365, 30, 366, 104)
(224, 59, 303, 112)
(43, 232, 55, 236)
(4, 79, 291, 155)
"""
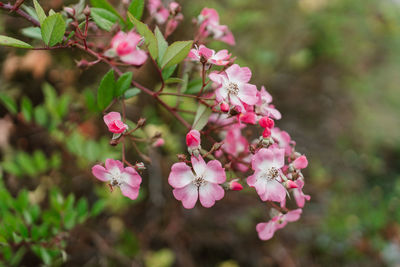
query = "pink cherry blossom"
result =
(292, 155, 308, 169)
(247, 147, 287, 202)
(108, 31, 147, 66)
(256, 209, 302, 240)
(188, 45, 231, 66)
(271, 127, 292, 156)
(255, 86, 281, 120)
(209, 64, 258, 112)
(148, 0, 169, 24)
(103, 112, 128, 134)
(92, 159, 142, 200)
(293, 179, 311, 208)
(198, 8, 235, 45)
(186, 129, 201, 149)
(168, 155, 226, 209)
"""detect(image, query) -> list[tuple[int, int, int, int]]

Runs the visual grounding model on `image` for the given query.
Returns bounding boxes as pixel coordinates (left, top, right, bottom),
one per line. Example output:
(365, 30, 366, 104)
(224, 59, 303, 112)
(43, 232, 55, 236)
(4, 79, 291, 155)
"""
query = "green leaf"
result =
(97, 70, 116, 110)
(91, 199, 106, 216)
(41, 14, 66, 46)
(21, 27, 43, 40)
(0, 35, 33, 49)
(160, 41, 193, 69)
(165, 77, 184, 84)
(21, 96, 33, 122)
(127, 12, 158, 59)
(0, 93, 18, 114)
(128, 0, 145, 22)
(90, 0, 123, 21)
(91, 8, 118, 32)
(116, 72, 133, 97)
(192, 104, 212, 131)
(34, 105, 49, 126)
(155, 26, 168, 63)
(33, 0, 47, 25)
(124, 88, 141, 99)
(161, 64, 177, 80)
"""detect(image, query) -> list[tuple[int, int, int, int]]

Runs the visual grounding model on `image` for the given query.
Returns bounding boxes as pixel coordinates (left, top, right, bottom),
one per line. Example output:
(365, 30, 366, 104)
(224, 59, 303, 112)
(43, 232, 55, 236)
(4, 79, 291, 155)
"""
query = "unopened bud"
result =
(109, 139, 119, 146)
(220, 102, 229, 112)
(137, 118, 146, 128)
(177, 154, 187, 162)
(64, 7, 75, 17)
(83, 5, 91, 16)
(76, 59, 89, 69)
(285, 180, 298, 189)
(262, 127, 271, 138)
(229, 179, 243, 191)
(135, 162, 146, 171)
(211, 142, 223, 151)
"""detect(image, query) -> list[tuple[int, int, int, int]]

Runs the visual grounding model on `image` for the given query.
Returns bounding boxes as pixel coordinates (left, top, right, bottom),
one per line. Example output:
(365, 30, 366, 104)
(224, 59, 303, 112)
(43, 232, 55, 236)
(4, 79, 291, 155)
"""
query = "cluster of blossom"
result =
(90, 3, 309, 241)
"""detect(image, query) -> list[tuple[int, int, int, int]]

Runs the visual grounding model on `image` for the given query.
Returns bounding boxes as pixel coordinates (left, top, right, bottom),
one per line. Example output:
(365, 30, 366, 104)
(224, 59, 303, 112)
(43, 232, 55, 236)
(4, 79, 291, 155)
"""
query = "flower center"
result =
(227, 82, 239, 96)
(110, 173, 122, 187)
(193, 176, 206, 187)
(261, 167, 279, 181)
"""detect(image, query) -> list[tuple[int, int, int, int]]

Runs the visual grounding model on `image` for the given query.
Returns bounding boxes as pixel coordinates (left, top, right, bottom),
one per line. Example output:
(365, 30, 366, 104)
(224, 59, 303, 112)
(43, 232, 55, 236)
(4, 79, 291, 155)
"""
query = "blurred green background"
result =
(1, 0, 400, 266)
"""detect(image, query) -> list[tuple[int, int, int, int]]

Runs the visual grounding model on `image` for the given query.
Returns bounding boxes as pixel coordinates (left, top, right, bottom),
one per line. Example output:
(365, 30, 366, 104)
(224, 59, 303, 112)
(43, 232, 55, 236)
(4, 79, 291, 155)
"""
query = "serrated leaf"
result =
(192, 104, 212, 131)
(161, 41, 193, 69)
(90, 0, 124, 20)
(155, 26, 167, 63)
(33, 0, 46, 25)
(97, 70, 116, 109)
(0, 35, 33, 49)
(41, 14, 66, 46)
(21, 27, 43, 40)
(116, 72, 133, 97)
(127, 12, 158, 59)
(91, 8, 118, 31)
(128, 0, 144, 22)
(124, 88, 141, 99)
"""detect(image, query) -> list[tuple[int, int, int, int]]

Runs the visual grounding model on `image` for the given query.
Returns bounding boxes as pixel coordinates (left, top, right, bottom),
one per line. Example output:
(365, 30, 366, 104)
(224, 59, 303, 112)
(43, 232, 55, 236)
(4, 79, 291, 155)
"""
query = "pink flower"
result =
(198, 8, 235, 45)
(292, 155, 308, 170)
(247, 147, 287, 202)
(229, 179, 243, 191)
(209, 64, 258, 112)
(148, 0, 169, 24)
(103, 112, 128, 134)
(152, 138, 165, 147)
(188, 45, 231, 66)
(271, 127, 292, 156)
(109, 31, 147, 66)
(255, 86, 281, 120)
(256, 209, 302, 240)
(293, 179, 310, 208)
(186, 130, 201, 149)
(92, 159, 142, 200)
(168, 155, 226, 209)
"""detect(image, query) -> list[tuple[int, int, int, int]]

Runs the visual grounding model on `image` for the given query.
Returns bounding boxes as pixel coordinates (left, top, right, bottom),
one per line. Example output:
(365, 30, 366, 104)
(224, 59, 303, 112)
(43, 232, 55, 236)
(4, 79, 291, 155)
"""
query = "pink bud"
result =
(293, 155, 308, 170)
(103, 112, 127, 134)
(229, 180, 243, 191)
(262, 127, 271, 138)
(220, 102, 229, 112)
(152, 138, 165, 147)
(259, 116, 274, 129)
(285, 180, 298, 189)
(186, 130, 201, 148)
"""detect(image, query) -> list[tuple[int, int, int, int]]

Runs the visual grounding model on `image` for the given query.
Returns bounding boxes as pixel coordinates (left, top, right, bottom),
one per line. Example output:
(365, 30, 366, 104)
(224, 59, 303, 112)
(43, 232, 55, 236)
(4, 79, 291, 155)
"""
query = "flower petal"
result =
(120, 49, 148, 66)
(199, 183, 224, 208)
(105, 159, 124, 176)
(261, 180, 286, 202)
(238, 84, 258, 105)
(203, 160, 226, 184)
(120, 184, 140, 200)
(104, 112, 122, 126)
(251, 148, 275, 171)
(173, 183, 198, 209)
(121, 167, 142, 187)
(226, 64, 251, 84)
(168, 162, 195, 188)
(91, 165, 111, 182)
(191, 155, 207, 177)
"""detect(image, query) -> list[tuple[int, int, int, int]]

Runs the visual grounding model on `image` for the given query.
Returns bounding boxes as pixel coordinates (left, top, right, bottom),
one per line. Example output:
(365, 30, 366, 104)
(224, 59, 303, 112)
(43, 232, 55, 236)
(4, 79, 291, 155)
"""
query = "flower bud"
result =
(152, 138, 164, 147)
(220, 102, 229, 112)
(83, 5, 91, 16)
(135, 162, 146, 171)
(64, 7, 75, 17)
(262, 127, 271, 138)
(229, 180, 243, 191)
(177, 154, 187, 162)
(259, 116, 274, 129)
(137, 117, 146, 128)
(285, 180, 298, 189)
(186, 130, 201, 148)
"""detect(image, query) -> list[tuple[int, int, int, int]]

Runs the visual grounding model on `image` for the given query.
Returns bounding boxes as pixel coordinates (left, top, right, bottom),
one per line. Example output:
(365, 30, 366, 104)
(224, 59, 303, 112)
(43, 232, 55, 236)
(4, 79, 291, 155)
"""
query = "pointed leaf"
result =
(33, 0, 47, 25)
(91, 8, 118, 31)
(192, 104, 212, 131)
(155, 26, 167, 63)
(116, 72, 133, 97)
(0, 35, 33, 49)
(97, 70, 116, 109)
(124, 88, 141, 99)
(41, 14, 66, 46)
(90, 0, 124, 21)
(128, 0, 144, 21)
(161, 41, 193, 69)
(127, 12, 158, 59)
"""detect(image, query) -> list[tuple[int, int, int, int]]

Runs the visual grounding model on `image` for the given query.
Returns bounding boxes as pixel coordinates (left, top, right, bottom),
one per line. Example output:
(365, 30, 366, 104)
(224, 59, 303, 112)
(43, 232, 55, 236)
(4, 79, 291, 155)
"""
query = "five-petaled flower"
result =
(188, 45, 231, 66)
(107, 31, 148, 66)
(92, 159, 142, 200)
(209, 64, 258, 112)
(168, 155, 226, 209)
(103, 112, 128, 134)
(198, 8, 235, 45)
(247, 147, 287, 202)
(256, 209, 302, 240)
